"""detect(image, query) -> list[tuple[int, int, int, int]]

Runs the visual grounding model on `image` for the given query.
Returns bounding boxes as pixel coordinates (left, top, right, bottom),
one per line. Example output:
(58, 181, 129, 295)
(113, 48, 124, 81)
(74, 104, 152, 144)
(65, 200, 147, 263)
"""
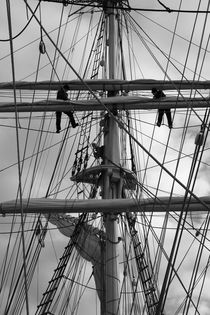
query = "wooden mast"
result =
(102, 1, 120, 314)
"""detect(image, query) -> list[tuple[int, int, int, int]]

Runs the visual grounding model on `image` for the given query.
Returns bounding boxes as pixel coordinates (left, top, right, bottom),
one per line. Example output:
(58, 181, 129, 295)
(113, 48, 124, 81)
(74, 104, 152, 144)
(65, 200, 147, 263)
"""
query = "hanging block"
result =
(195, 132, 204, 146)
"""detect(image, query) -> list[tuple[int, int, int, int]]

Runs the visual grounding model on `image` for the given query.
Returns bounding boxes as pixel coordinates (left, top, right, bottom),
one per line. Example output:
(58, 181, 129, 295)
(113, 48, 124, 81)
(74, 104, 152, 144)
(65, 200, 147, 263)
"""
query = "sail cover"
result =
(47, 213, 103, 300)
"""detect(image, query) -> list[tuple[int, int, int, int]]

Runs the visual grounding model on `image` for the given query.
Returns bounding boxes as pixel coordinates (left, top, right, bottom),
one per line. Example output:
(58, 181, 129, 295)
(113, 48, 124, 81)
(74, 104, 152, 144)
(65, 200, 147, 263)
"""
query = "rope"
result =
(0, 1, 41, 42)
(5, 1, 29, 314)
(158, 1, 210, 309)
(127, 11, 209, 120)
(153, 0, 183, 276)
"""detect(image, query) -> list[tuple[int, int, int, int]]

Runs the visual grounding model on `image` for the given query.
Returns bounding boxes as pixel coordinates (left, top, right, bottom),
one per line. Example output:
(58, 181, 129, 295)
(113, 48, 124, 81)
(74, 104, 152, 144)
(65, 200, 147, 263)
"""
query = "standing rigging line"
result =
(36, 4, 74, 197)
(122, 114, 210, 210)
(17, 2, 66, 198)
(137, 11, 210, 55)
(49, 131, 78, 197)
(117, 11, 127, 80)
(156, 120, 210, 314)
(159, 1, 210, 309)
(35, 213, 87, 315)
(126, 191, 202, 313)
(5, 1, 29, 314)
(152, 0, 186, 275)
(127, 10, 210, 117)
(11, 0, 210, 213)
(78, 10, 94, 76)
(90, 14, 106, 79)
(123, 10, 145, 79)
(39, 3, 74, 198)
(82, 12, 104, 78)
(180, 0, 210, 127)
(3, 5, 81, 310)
(125, 112, 158, 278)
(195, 255, 210, 313)
(0, 1, 41, 42)
(191, 26, 210, 131)
(126, 212, 161, 314)
(0, 50, 45, 314)
(20, 46, 53, 199)
(5, 3, 210, 315)
(102, 147, 208, 313)
(63, 11, 83, 79)
(173, 254, 210, 314)
(45, 126, 77, 197)
(70, 15, 106, 181)
(181, 127, 210, 313)
(157, 0, 172, 13)
(3, 218, 47, 315)
(21, 66, 41, 196)
(111, 116, 210, 314)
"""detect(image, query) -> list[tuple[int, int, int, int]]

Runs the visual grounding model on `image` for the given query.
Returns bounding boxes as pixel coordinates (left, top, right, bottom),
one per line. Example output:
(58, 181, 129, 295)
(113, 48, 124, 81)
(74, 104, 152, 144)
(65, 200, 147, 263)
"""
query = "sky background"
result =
(1, 0, 210, 314)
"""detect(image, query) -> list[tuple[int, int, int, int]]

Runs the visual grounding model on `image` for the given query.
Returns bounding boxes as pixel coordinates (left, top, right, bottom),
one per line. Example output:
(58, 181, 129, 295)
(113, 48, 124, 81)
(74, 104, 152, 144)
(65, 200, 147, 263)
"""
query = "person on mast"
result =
(56, 84, 78, 133)
(152, 88, 173, 129)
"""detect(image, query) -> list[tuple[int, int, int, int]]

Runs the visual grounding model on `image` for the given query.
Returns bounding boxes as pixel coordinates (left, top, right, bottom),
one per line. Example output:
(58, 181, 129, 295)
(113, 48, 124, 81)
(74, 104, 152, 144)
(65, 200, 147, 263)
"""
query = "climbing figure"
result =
(92, 143, 104, 164)
(152, 88, 173, 129)
(56, 84, 78, 133)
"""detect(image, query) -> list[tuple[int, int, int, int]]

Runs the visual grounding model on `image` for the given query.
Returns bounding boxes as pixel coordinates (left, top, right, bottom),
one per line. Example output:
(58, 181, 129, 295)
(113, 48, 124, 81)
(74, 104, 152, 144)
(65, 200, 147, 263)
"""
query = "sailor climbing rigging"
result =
(152, 87, 173, 129)
(56, 84, 78, 133)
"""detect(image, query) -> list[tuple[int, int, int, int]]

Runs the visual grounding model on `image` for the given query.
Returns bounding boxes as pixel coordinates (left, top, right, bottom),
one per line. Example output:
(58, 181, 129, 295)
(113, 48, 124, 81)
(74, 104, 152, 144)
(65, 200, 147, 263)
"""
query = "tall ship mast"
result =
(0, 1, 210, 314)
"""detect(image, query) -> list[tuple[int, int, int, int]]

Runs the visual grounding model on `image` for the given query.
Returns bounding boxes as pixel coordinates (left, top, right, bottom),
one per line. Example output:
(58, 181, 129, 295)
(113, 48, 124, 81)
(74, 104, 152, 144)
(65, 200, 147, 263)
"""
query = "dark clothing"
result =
(153, 90, 166, 99)
(157, 108, 172, 126)
(153, 89, 172, 128)
(57, 87, 68, 101)
(56, 111, 77, 131)
(56, 87, 77, 132)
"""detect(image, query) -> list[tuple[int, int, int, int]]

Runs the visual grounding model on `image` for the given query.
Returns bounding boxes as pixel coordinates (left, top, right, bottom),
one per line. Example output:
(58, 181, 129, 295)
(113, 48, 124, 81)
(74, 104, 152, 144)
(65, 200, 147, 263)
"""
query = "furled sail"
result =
(46, 213, 103, 300)
(0, 79, 210, 91)
(0, 96, 209, 112)
(1, 196, 210, 215)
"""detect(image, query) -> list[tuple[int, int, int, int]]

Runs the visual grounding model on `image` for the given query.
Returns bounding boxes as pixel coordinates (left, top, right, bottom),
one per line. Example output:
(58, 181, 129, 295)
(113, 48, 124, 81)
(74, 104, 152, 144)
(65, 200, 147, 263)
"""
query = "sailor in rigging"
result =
(152, 88, 173, 129)
(56, 84, 78, 133)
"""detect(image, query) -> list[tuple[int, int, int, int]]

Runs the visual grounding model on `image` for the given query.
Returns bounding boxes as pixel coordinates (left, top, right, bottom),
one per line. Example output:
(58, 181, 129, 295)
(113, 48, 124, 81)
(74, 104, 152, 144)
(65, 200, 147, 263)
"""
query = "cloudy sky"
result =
(1, 0, 210, 314)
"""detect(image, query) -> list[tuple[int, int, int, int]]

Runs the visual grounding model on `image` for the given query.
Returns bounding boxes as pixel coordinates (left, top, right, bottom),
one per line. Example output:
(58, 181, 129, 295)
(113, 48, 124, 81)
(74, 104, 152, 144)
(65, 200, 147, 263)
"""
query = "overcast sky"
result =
(1, 1, 210, 314)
